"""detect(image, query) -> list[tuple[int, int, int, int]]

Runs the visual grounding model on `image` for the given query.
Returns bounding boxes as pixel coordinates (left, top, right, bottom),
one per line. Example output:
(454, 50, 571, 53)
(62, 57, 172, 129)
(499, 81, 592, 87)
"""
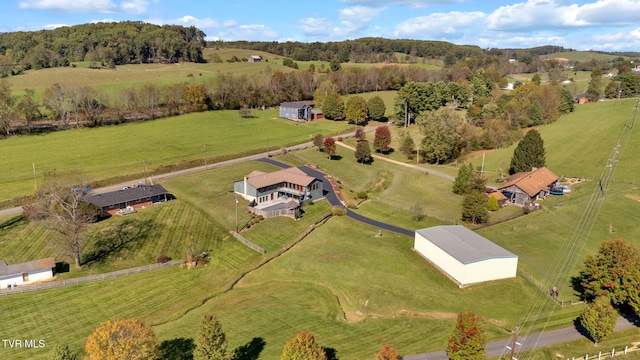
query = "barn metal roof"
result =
(0, 257, 55, 277)
(415, 225, 517, 264)
(84, 184, 168, 208)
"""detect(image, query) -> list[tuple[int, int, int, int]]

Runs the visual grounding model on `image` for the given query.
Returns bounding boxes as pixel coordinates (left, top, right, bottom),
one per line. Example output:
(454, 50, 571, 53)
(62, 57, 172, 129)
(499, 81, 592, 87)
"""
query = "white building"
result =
(414, 226, 517, 287)
(0, 257, 56, 289)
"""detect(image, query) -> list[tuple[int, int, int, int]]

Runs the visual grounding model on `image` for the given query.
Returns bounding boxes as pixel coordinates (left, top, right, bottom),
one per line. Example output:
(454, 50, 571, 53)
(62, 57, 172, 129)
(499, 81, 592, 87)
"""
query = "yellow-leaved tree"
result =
(85, 319, 159, 360)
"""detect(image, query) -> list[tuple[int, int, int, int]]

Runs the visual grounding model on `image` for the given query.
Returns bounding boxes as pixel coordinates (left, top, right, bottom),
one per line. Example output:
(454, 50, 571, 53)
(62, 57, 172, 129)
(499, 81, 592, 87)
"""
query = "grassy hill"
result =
(541, 51, 627, 62)
(1, 99, 640, 358)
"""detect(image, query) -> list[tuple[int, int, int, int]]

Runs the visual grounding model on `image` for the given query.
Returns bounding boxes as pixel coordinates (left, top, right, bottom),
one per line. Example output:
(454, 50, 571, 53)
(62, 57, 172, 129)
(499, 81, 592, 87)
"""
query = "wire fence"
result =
(231, 231, 266, 254)
(0, 259, 183, 296)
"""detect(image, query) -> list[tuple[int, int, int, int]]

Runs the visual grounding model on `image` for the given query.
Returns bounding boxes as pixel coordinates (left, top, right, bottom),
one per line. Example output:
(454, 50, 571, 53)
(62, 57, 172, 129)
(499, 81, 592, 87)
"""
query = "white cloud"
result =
(394, 11, 485, 39)
(486, 0, 640, 32)
(19, 0, 154, 14)
(19, 0, 117, 13)
(335, 6, 386, 36)
(43, 23, 69, 30)
(342, 0, 463, 9)
(300, 17, 333, 36)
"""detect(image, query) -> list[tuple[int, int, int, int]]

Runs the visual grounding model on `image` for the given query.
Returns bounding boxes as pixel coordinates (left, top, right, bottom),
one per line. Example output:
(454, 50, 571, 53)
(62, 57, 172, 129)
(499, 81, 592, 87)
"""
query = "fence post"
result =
(625, 346, 628, 355)
(611, 348, 615, 357)
(598, 351, 601, 359)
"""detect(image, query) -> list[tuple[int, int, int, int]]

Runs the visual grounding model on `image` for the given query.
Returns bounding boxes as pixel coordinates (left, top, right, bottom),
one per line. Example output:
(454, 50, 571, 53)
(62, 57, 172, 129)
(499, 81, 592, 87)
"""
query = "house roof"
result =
(84, 184, 168, 208)
(0, 257, 55, 277)
(416, 225, 517, 264)
(488, 191, 507, 201)
(244, 167, 319, 189)
(280, 102, 312, 109)
(498, 167, 558, 197)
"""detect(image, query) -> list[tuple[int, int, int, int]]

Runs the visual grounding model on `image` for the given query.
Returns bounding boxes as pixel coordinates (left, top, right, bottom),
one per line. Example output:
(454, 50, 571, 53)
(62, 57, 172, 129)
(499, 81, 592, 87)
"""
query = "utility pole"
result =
(32, 163, 37, 193)
(235, 194, 239, 233)
(505, 326, 520, 360)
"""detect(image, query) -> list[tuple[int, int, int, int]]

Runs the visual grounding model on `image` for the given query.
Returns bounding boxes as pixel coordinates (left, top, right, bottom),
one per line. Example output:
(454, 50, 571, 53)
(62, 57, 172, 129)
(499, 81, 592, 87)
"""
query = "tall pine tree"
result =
(193, 314, 228, 360)
(509, 129, 546, 174)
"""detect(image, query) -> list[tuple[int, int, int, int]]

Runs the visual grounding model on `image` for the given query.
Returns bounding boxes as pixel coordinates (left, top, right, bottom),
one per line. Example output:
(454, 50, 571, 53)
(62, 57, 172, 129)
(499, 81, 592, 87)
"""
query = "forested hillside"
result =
(0, 21, 206, 73)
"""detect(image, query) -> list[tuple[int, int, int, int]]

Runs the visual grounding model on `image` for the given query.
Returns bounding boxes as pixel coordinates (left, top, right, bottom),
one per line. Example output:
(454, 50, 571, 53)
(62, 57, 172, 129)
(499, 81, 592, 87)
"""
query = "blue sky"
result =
(3, 0, 640, 51)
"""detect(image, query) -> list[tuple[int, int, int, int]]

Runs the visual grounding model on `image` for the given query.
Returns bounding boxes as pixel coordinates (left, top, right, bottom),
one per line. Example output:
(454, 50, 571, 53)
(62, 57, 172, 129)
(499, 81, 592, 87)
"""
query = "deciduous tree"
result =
(323, 92, 344, 120)
(367, 95, 386, 121)
(373, 125, 392, 153)
(417, 108, 463, 164)
(85, 319, 159, 360)
(580, 296, 617, 344)
(398, 130, 415, 159)
(193, 314, 228, 360)
(346, 96, 368, 125)
(280, 332, 327, 360)
(0, 79, 16, 135)
(446, 310, 487, 360)
(24, 171, 98, 268)
(355, 139, 372, 164)
(49, 344, 77, 360)
(323, 137, 336, 159)
(509, 129, 546, 174)
(313, 80, 340, 109)
(579, 238, 640, 313)
(313, 134, 324, 151)
(376, 343, 400, 360)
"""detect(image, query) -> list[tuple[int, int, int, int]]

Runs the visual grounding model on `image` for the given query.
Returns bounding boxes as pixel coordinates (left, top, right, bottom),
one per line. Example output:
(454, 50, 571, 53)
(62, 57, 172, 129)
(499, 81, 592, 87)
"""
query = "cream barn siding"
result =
(0, 257, 56, 289)
(414, 226, 517, 287)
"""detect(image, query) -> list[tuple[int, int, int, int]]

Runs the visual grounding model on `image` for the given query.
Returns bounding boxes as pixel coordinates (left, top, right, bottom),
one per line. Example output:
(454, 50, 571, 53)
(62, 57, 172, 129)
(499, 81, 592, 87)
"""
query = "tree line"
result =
(0, 21, 206, 73)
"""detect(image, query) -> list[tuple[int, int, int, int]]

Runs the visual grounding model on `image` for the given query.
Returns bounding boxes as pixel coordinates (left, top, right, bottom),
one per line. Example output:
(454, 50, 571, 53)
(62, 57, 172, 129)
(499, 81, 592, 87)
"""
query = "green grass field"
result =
(541, 51, 627, 62)
(0, 110, 352, 203)
(1, 98, 640, 359)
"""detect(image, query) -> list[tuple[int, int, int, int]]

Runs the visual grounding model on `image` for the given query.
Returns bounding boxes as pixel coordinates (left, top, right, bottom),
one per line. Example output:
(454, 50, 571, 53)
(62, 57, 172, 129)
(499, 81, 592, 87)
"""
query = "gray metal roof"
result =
(415, 225, 517, 264)
(280, 102, 311, 109)
(84, 184, 168, 208)
(0, 257, 55, 277)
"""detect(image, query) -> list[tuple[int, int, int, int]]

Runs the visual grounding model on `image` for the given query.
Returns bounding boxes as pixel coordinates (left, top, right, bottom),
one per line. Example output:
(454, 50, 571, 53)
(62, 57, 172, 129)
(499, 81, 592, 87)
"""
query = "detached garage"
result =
(414, 225, 518, 287)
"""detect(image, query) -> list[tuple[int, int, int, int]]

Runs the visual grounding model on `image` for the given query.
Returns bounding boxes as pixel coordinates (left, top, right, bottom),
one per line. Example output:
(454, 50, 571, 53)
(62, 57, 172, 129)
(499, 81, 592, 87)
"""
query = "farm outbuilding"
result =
(279, 102, 312, 121)
(414, 226, 518, 287)
(0, 257, 56, 289)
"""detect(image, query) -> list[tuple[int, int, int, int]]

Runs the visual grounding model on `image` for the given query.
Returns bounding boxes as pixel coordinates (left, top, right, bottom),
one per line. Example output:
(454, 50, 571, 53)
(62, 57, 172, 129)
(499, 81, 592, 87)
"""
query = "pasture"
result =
(0, 98, 639, 359)
(0, 110, 352, 203)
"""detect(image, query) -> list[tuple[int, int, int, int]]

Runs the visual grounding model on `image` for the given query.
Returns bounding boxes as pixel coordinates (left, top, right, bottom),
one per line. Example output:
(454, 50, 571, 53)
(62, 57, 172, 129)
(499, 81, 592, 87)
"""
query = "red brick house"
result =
(84, 184, 169, 216)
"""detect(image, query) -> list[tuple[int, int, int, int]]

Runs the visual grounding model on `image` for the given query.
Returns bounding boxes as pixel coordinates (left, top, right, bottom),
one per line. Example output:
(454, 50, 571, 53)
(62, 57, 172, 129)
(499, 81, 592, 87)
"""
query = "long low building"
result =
(233, 167, 323, 206)
(84, 184, 169, 216)
(414, 225, 518, 287)
(0, 257, 56, 289)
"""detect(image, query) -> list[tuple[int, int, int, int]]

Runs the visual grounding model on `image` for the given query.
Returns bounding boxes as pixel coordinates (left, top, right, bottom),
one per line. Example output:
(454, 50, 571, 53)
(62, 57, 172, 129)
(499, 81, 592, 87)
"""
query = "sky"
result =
(2, 0, 640, 52)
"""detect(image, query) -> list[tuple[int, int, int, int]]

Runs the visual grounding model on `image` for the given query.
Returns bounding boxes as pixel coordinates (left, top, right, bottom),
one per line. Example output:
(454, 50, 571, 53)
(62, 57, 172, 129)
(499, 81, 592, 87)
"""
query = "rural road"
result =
(403, 316, 638, 359)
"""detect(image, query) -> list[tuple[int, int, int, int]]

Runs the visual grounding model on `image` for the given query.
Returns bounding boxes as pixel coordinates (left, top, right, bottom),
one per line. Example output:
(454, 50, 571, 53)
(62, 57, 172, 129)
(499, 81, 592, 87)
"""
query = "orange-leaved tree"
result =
(85, 319, 158, 360)
(376, 343, 400, 360)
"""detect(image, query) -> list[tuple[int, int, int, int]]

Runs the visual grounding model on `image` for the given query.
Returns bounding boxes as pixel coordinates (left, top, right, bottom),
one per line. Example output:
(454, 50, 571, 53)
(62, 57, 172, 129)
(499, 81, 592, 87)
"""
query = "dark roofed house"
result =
(0, 257, 56, 289)
(498, 167, 558, 206)
(84, 184, 169, 216)
(279, 102, 312, 121)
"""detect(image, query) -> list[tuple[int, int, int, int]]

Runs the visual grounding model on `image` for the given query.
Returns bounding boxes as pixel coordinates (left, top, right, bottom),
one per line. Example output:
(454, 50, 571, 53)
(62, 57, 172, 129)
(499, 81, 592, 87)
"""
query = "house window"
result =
(22, 273, 29, 282)
(109, 204, 114, 209)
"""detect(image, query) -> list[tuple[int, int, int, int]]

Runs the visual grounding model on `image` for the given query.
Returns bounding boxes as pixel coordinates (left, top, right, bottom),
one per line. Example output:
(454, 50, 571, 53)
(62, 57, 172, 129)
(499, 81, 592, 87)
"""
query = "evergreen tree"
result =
(487, 195, 500, 212)
(509, 129, 546, 174)
(280, 332, 327, 360)
(558, 86, 575, 113)
(193, 314, 228, 360)
(446, 310, 487, 360)
(399, 131, 415, 159)
(529, 100, 543, 125)
(452, 163, 473, 195)
(345, 96, 368, 125)
(373, 125, 392, 153)
(367, 95, 386, 121)
(355, 139, 372, 164)
(461, 192, 489, 224)
(587, 69, 604, 100)
(580, 296, 617, 344)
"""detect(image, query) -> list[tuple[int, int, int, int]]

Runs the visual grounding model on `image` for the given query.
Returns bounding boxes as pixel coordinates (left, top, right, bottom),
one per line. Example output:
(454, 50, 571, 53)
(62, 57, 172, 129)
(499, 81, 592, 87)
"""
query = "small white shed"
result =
(414, 226, 517, 287)
(0, 257, 56, 289)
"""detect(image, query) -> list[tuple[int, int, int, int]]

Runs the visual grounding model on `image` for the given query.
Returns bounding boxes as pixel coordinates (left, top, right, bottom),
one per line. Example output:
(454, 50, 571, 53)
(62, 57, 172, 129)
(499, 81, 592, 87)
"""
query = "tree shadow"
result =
(231, 337, 265, 360)
(329, 155, 342, 161)
(158, 337, 195, 360)
(55, 262, 70, 274)
(573, 317, 593, 342)
(570, 274, 588, 301)
(0, 215, 28, 231)
(81, 218, 156, 266)
(324, 347, 339, 360)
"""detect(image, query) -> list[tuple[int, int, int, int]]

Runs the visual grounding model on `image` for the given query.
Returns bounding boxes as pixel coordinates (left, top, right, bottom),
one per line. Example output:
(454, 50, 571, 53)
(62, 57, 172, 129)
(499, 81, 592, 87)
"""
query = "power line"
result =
(502, 98, 639, 360)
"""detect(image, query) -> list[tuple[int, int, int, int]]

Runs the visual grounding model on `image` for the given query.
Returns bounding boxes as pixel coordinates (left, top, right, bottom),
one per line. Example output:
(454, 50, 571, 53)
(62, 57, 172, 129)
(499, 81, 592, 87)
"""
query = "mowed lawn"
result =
(0, 110, 352, 202)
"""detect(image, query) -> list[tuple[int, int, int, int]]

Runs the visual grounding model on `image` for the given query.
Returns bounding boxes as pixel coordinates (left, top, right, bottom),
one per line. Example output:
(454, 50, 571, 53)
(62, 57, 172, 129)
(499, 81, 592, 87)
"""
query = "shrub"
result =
(332, 206, 347, 216)
(346, 200, 359, 209)
(337, 136, 343, 142)
(156, 254, 172, 264)
(356, 191, 368, 200)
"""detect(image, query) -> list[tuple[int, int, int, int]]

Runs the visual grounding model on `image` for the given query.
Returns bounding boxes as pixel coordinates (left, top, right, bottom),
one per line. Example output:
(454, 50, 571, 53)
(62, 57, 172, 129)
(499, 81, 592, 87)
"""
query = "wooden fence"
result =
(231, 231, 266, 254)
(0, 259, 183, 296)
(248, 206, 298, 219)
